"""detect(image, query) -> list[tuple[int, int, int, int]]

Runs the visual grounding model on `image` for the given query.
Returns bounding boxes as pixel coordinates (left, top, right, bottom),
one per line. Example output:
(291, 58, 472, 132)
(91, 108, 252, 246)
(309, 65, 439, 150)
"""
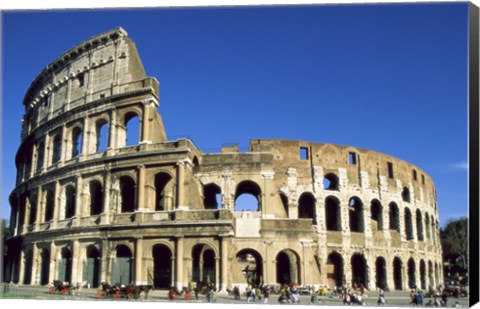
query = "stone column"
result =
(18, 250, 25, 284)
(100, 239, 109, 284)
(137, 165, 146, 210)
(220, 236, 229, 291)
(101, 170, 111, 224)
(49, 242, 57, 283)
(141, 101, 150, 143)
(300, 240, 313, 286)
(215, 257, 220, 289)
(175, 236, 184, 289)
(52, 181, 61, 229)
(74, 176, 83, 226)
(35, 188, 42, 231)
(71, 240, 80, 285)
(60, 124, 67, 164)
(176, 161, 186, 209)
(82, 117, 90, 155)
(31, 244, 39, 285)
(22, 195, 30, 235)
(108, 109, 117, 151)
(263, 240, 273, 285)
(135, 238, 144, 285)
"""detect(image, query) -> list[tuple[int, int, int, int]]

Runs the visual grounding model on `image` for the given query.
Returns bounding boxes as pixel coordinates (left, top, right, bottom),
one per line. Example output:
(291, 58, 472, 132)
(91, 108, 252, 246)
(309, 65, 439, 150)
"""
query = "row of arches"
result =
(18, 111, 141, 181)
(11, 176, 439, 244)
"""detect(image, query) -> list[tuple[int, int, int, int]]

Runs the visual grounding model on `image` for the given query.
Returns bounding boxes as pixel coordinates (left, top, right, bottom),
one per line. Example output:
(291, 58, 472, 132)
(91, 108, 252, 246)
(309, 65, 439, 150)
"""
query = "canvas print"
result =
(0, 2, 474, 308)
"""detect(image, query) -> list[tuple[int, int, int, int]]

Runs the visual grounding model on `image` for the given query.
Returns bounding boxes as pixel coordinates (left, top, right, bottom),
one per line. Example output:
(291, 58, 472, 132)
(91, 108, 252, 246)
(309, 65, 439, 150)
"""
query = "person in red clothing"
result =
(168, 288, 176, 301)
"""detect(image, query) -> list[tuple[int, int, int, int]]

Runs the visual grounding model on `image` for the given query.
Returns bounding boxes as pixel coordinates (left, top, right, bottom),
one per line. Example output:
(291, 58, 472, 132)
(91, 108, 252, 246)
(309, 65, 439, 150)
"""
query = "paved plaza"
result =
(0, 285, 472, 308)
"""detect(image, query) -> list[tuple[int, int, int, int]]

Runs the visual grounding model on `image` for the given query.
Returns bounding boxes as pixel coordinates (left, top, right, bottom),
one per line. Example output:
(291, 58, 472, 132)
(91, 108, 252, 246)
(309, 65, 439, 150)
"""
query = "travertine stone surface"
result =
(7, 28, 442, 292)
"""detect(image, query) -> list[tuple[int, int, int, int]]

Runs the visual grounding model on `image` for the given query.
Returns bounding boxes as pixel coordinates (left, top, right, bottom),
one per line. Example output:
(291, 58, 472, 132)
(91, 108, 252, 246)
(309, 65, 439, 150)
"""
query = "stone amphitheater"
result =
(5, 27, 443, 292)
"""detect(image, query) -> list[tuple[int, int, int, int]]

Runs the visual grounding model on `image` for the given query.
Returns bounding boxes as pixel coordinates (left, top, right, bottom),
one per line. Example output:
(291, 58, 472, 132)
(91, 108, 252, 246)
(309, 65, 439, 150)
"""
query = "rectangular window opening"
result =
(413, 170, 417, 181)
(422, 174, 425, 184)
(349, 152, 357, 165)
(300, 147, 309, 160)
(387, 162, 394, 179)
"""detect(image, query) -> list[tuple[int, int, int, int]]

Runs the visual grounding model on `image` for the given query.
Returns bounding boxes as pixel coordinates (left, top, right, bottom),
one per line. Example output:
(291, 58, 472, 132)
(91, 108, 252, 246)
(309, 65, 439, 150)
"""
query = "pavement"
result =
(0, 284, 473, 308)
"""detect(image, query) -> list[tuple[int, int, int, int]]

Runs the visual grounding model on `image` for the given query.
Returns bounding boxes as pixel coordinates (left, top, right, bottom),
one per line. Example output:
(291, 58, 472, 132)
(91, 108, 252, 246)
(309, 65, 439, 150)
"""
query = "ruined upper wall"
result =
(20, 27, 154, 140)
(249, 138, 436, 206)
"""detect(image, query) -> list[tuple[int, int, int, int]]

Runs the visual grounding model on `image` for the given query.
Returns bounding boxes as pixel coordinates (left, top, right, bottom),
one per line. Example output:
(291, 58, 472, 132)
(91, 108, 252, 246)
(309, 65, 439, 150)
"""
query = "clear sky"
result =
(1, 2, 470, 227)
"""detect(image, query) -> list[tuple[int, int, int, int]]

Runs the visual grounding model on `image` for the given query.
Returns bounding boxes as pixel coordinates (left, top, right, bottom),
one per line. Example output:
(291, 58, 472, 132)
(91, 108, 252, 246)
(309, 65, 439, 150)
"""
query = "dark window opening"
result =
(404, 208, 414, 240)
(416, 209, 424, 241)
(45, 190, 55, 222)
(349, 197, 364, 232)
(387, 162, 394, 178)
(298, 193, 316, 225)
(349, 152, 357, 165)
(323, 173, 339, 190)
(155, 173, 173, 211)
(90, 181, 103, 215)
(389, 202, 400, 232)
(325, 196, 341, 231)
(402, 187, 411, 203)
(120, 176, 136, 212)
(300, 147, 308, 160)
(65, 186, 76, 219)
(203, 184, 222, 209)
(413, 170, 417, 181)
(52, 134, 62, 164)
(370, 200, 383, 231)
(72, 127, 83, 158)
(77, 73, 84, 87)
(421, 174, 425, 184)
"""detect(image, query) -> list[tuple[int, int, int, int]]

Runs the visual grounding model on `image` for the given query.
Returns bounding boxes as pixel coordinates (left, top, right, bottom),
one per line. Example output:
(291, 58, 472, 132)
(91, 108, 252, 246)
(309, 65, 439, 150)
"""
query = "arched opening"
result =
(276, 250, 301, 285)
(96, 119, 109, 152)
(375, 257, 387, 289)
(431, 216, 436, 244)
(323, 173, 339, 190)
(425, 215, 431, 239)
(429, 261, 434, 289)
(23, 250, 33, 285)
(203, 183, 222, 209)
(236, 249, 263, 286)
(125, 113, 140, 146)
(40, 248, 50, 285)
(89, 181, 103, 215)
(71, 127, 83, 158)
(420, 260, 426, 290)
(28, 195, 37, 225)
(402, 187, 411, 203)
(351, 254, 368, 289)
(370, 199, 383, 231)
(407, 258, 416, 289)
(152, 244, 172, 289)
(349, 197, 364, 232)
(51, 134, 62, 164)
(234, 181, 261, 212)
(192, 244, 216, 286)
(416, 209, 424, 241)
(280, 193, 289, 217)
(36, 142, 45, 172)
(155, 173, 173, 211)
(325, 196, 341, 231)
(120, 176, 136, 212)
(298, 193, 316, 225)
(44, 189, 55, 222)
(393, 257, 403, 290)
(65, 185, 76, 219)
(59, 248, 72, 283)
(18, 196, 26, 229)
(389, 202, 400, 232)
(326, 252, 344, 288)
(84, 245, 100, 288)
(112, 245, 132, 285)
(404, 208, 414, 240)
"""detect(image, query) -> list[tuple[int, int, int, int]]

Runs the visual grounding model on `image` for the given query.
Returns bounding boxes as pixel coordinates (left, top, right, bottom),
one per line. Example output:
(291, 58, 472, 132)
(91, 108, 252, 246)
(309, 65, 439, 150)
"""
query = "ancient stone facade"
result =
(6, 27, 443, 292)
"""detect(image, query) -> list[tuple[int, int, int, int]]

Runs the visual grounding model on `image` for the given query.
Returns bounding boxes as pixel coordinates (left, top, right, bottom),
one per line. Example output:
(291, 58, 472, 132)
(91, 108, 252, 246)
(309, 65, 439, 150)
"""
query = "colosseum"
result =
(5, 27, 443, 293)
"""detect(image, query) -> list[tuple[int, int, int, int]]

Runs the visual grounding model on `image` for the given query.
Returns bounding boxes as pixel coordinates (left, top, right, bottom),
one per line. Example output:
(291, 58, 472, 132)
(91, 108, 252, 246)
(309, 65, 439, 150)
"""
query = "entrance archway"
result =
(351, 254, 368, 289)
(152, 244, 172, 288)
(276, 249, 301, 285)
(58, 248, 72, 283)
(84, 245, 100, 288)
(236, 249, 263, 286)
(375, 257, 387, 289)
(112, 245, 132, 285)
(408, 258, 416, 289)
(192, 244, 216, 286)
(393, 257, 403, 290)
(326, 252, 344, 288)
(40, 248, 50, 285)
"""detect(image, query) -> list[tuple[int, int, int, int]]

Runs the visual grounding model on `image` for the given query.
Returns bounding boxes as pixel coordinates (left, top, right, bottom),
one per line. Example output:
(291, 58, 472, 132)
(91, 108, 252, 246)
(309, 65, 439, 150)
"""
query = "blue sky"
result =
(1, 3, 470, 227)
